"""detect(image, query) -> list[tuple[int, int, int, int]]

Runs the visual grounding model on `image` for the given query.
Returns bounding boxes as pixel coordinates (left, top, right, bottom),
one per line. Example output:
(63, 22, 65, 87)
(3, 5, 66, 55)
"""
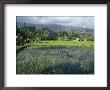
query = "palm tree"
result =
(43, 31, 49, 41)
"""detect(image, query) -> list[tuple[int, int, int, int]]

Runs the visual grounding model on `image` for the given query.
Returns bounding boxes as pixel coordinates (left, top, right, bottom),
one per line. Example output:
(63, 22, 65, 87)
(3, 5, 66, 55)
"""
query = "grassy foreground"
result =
(16, 47, 94, 74)
(16, 41, 94, 74)
(30, 41, 94, 48)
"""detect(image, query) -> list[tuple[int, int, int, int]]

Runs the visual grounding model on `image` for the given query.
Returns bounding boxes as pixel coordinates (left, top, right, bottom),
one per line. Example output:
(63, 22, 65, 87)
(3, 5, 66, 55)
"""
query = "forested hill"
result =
(16, 23, 94, 45)
(17, 23, 94, 33)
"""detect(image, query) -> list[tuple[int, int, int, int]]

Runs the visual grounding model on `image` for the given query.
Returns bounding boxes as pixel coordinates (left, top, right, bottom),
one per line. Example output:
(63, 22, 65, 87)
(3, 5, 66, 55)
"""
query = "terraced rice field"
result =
(16, 42, 94, 74)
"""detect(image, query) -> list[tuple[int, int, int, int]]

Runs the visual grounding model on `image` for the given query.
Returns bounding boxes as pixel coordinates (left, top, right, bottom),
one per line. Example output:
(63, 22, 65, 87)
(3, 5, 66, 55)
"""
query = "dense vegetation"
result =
(30, 41, 93, 48)
(17, 47, 94, 74)
(16, 23, 94, 46)
(16, 23, 94, 74)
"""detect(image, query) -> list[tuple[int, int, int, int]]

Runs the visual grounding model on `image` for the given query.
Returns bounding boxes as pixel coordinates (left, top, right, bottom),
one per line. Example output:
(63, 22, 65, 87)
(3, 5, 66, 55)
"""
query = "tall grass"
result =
(16, 46, 94, 74)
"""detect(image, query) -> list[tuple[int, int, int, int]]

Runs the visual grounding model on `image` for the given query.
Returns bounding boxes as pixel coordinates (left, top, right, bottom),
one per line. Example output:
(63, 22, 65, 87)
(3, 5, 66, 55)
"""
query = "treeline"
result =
(16, 25, 94, 46)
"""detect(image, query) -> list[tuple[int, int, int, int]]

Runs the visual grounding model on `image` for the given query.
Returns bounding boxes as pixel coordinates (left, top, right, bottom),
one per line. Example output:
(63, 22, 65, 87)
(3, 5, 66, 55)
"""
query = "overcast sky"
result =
(16, 16, 94, 29)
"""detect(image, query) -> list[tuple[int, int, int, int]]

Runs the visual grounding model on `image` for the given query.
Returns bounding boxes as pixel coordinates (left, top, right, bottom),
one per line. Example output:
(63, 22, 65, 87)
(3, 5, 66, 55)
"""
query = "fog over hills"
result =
(16, 16, 94, 41)
(16, 23, 94, 32)
(16, 16, 94, 29)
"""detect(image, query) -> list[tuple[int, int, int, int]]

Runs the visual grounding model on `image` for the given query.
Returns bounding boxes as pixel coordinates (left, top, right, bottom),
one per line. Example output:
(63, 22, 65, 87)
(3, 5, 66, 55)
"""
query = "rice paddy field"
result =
(16, 41, 94, 74)
(30, 41, 93, 48)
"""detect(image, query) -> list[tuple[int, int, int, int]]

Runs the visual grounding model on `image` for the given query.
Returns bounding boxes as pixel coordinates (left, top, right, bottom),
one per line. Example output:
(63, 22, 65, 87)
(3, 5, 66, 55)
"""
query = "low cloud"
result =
(16, 16, 94, 28)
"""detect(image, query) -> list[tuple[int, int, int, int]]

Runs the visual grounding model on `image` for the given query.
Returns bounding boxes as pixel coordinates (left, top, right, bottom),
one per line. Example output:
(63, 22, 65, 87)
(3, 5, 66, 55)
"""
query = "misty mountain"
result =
(16, 23, 94, 41)
(17, 23, 94, 33)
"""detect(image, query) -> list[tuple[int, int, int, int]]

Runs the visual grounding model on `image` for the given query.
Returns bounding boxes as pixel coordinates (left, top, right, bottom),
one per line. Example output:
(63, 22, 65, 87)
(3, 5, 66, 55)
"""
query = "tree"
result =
(43, 31, 49, 41)
(57, 31, 68, 41)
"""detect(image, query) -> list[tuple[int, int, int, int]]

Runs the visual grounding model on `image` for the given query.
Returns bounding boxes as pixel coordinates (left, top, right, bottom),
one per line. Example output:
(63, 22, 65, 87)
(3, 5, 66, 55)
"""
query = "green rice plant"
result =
(16, 46, 94, 74)
(30, 41, 94, 48)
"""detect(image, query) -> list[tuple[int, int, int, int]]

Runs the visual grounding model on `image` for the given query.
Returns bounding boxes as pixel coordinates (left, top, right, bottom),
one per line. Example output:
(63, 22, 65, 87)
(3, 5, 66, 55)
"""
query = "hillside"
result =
(16, 23, 94, 41)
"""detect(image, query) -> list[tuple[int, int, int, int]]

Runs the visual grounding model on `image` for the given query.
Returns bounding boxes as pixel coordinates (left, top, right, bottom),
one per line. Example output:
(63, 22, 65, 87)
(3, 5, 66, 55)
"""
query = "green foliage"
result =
(16, 23, 94, 46)
(43, 31, 49, 41)
(16, 47, 94, 74)
(16, 24, 94, 74)
(30, 41, 94, 48)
